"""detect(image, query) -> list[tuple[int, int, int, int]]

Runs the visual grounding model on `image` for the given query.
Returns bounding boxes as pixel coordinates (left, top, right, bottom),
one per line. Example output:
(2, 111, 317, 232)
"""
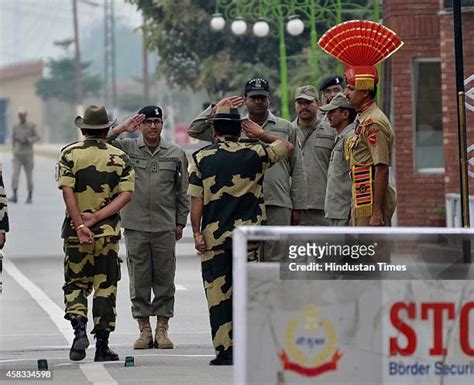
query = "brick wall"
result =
(384, 0, 446, 226)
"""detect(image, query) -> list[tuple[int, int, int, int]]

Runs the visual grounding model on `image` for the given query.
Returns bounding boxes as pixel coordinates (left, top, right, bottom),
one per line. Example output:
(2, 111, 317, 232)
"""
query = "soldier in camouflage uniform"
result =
(188, 78, 306, 262)
(188, 106, 293, 365)
(9, 107, 40, 204)
(57, 105, 135, 362)
(0, 164, 9, 294)
(0, 164, 9, 247)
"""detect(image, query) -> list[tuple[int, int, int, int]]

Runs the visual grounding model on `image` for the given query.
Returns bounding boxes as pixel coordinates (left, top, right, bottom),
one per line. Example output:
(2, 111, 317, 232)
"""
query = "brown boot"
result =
(133, 317, 153, 349)
(154, 316, 174, 349)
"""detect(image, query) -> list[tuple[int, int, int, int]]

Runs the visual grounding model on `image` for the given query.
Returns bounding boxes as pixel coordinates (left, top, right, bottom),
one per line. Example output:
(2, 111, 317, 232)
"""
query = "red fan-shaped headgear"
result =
(318, 20, 403, 90)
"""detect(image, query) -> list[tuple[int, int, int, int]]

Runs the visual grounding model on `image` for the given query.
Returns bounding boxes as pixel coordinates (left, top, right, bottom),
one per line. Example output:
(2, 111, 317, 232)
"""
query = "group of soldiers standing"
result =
(1, 19, 400, 369)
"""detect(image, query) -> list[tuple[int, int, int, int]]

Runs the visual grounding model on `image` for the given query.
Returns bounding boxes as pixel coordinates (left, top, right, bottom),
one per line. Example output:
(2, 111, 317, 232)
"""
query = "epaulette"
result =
(363, 117, 374, 127)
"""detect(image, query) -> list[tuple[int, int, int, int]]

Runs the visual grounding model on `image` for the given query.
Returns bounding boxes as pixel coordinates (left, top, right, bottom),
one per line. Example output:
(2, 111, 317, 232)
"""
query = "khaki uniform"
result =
(187, 137, 288, 358)
(345, 102, 396, 226)
(295, 117, 336, 225)
(57, 138, 135, 333)
(11, 122, 40, 192)
(107, 134, 189, 319)
(189, 107, 307, 262)
(324, 122, 355, 226)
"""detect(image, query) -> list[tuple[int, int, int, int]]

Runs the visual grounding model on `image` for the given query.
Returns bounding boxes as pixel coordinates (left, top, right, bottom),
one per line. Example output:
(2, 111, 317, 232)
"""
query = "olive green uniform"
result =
(187, 138, 288, 359)
(345, 102, 396, 226)
(11, 122, 40, 193)
(189, 107, 307, 262)
(294, 118, 336, 225)
(107, 134, 189, 319)
(57, 139, 135, 333)
(324, 122, 355, 226)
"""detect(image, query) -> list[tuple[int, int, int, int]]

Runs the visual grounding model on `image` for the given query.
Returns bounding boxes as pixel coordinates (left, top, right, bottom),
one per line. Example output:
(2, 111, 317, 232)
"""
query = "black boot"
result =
(70, 316, 89, 361)
(8, 190, 17, 203)
(25, 191, 32, 204)
(94, 330, 119, 362)
(209, 349, 233, 366)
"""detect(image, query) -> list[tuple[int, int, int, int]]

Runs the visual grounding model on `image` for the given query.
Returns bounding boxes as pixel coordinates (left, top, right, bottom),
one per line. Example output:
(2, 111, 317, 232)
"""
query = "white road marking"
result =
(80, 363, 118, 385)
(175, 284, 188, 291)
(3, 258, 119, 384)
(3, 259, 73, 345)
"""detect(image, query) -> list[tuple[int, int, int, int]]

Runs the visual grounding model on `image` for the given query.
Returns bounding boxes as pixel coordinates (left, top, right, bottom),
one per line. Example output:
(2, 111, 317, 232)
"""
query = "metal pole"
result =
(111, 0, 117, 110)
(453, 0, 471, 263)
(103, 0, 110, 106)
(453, 0, 470, 228)
(309, 0, 318, 86)
(143, 17, 149, 105)
(277, 13, 289, 119)
(72, 0, 83, 108)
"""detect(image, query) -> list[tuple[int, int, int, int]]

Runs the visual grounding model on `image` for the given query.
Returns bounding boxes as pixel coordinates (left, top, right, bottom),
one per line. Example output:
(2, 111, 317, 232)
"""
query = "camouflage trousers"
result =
(63, 236, 121, 333)
(201, 248, 233, 358)
(201, 245, 259, 357)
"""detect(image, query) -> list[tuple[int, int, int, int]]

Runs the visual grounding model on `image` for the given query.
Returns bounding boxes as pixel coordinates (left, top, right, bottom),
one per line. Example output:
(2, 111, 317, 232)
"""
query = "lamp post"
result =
(210, 0, 378, 119)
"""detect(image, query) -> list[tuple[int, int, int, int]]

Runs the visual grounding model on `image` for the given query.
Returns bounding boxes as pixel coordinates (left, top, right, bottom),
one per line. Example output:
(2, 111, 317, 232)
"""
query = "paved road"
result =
(0, 152, 232, 384)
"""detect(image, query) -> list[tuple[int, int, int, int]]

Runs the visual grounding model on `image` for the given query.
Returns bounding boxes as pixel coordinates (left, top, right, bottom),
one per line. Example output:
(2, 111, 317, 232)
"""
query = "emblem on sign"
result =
(278, 305, 342, 377)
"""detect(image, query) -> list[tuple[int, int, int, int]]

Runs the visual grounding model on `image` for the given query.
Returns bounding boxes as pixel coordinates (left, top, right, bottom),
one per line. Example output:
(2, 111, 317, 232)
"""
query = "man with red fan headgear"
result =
(318, 20, 403, 226)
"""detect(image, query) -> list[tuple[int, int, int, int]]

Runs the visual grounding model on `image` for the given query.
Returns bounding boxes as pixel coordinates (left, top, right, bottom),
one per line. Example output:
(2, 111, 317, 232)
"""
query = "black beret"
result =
(318, 75, 344, 91)
(138, 105, 163, 119)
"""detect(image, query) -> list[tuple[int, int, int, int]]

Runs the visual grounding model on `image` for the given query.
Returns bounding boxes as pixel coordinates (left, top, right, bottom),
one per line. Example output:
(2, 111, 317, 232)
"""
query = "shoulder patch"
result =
(363, 117, 374, 127)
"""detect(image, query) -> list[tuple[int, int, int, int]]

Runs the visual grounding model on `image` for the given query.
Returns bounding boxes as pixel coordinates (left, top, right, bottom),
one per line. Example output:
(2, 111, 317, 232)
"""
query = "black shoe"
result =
(70, 317, 89, 361)
(209, 354, 233, 366)
(94, 330, 119, 362)
(8, 191, 17, 203)
(25, 191, 32, 204)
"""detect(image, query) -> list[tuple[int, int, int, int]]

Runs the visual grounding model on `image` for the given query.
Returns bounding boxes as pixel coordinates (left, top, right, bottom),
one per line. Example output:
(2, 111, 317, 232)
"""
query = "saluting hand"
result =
(118, 114, 146, 133)
(242, 119, 263, 139)
(214, 96, 244, 110)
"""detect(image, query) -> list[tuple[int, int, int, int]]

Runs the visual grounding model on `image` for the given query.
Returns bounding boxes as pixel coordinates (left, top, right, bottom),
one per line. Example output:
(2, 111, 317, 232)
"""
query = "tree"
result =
(128, 0, 375, 104)
(35, 58, 102, 104)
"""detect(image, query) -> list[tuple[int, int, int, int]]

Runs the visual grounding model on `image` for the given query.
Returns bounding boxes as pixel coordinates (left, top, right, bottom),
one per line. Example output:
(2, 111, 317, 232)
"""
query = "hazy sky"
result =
(0, 0, 142, 67)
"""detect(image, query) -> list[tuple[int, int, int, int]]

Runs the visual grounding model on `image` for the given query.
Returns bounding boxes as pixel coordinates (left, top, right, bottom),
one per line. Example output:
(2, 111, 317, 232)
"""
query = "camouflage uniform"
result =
(345, 102, 396, 226)
(187, 137, 288, 358)
(57, 138, 135, 333)
(0, 165, 9, 233)
(0, 164, 9, 293)
(11, 121, 40, 193)
(189, 107, 306, 262)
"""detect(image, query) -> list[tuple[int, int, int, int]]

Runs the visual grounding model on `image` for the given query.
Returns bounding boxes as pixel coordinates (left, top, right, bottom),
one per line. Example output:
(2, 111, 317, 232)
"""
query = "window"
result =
(413, 60, 444, 172)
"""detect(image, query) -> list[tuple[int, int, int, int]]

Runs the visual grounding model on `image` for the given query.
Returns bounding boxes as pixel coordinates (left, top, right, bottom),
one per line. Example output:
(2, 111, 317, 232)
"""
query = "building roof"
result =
(0, 60, 43, 81)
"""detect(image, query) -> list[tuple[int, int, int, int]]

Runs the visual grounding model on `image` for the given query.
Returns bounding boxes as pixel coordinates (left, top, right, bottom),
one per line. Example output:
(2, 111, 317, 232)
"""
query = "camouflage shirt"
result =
(0, 164, 9, 233)
(187, 138, 288, 251)
(57, 138, 135, 239)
